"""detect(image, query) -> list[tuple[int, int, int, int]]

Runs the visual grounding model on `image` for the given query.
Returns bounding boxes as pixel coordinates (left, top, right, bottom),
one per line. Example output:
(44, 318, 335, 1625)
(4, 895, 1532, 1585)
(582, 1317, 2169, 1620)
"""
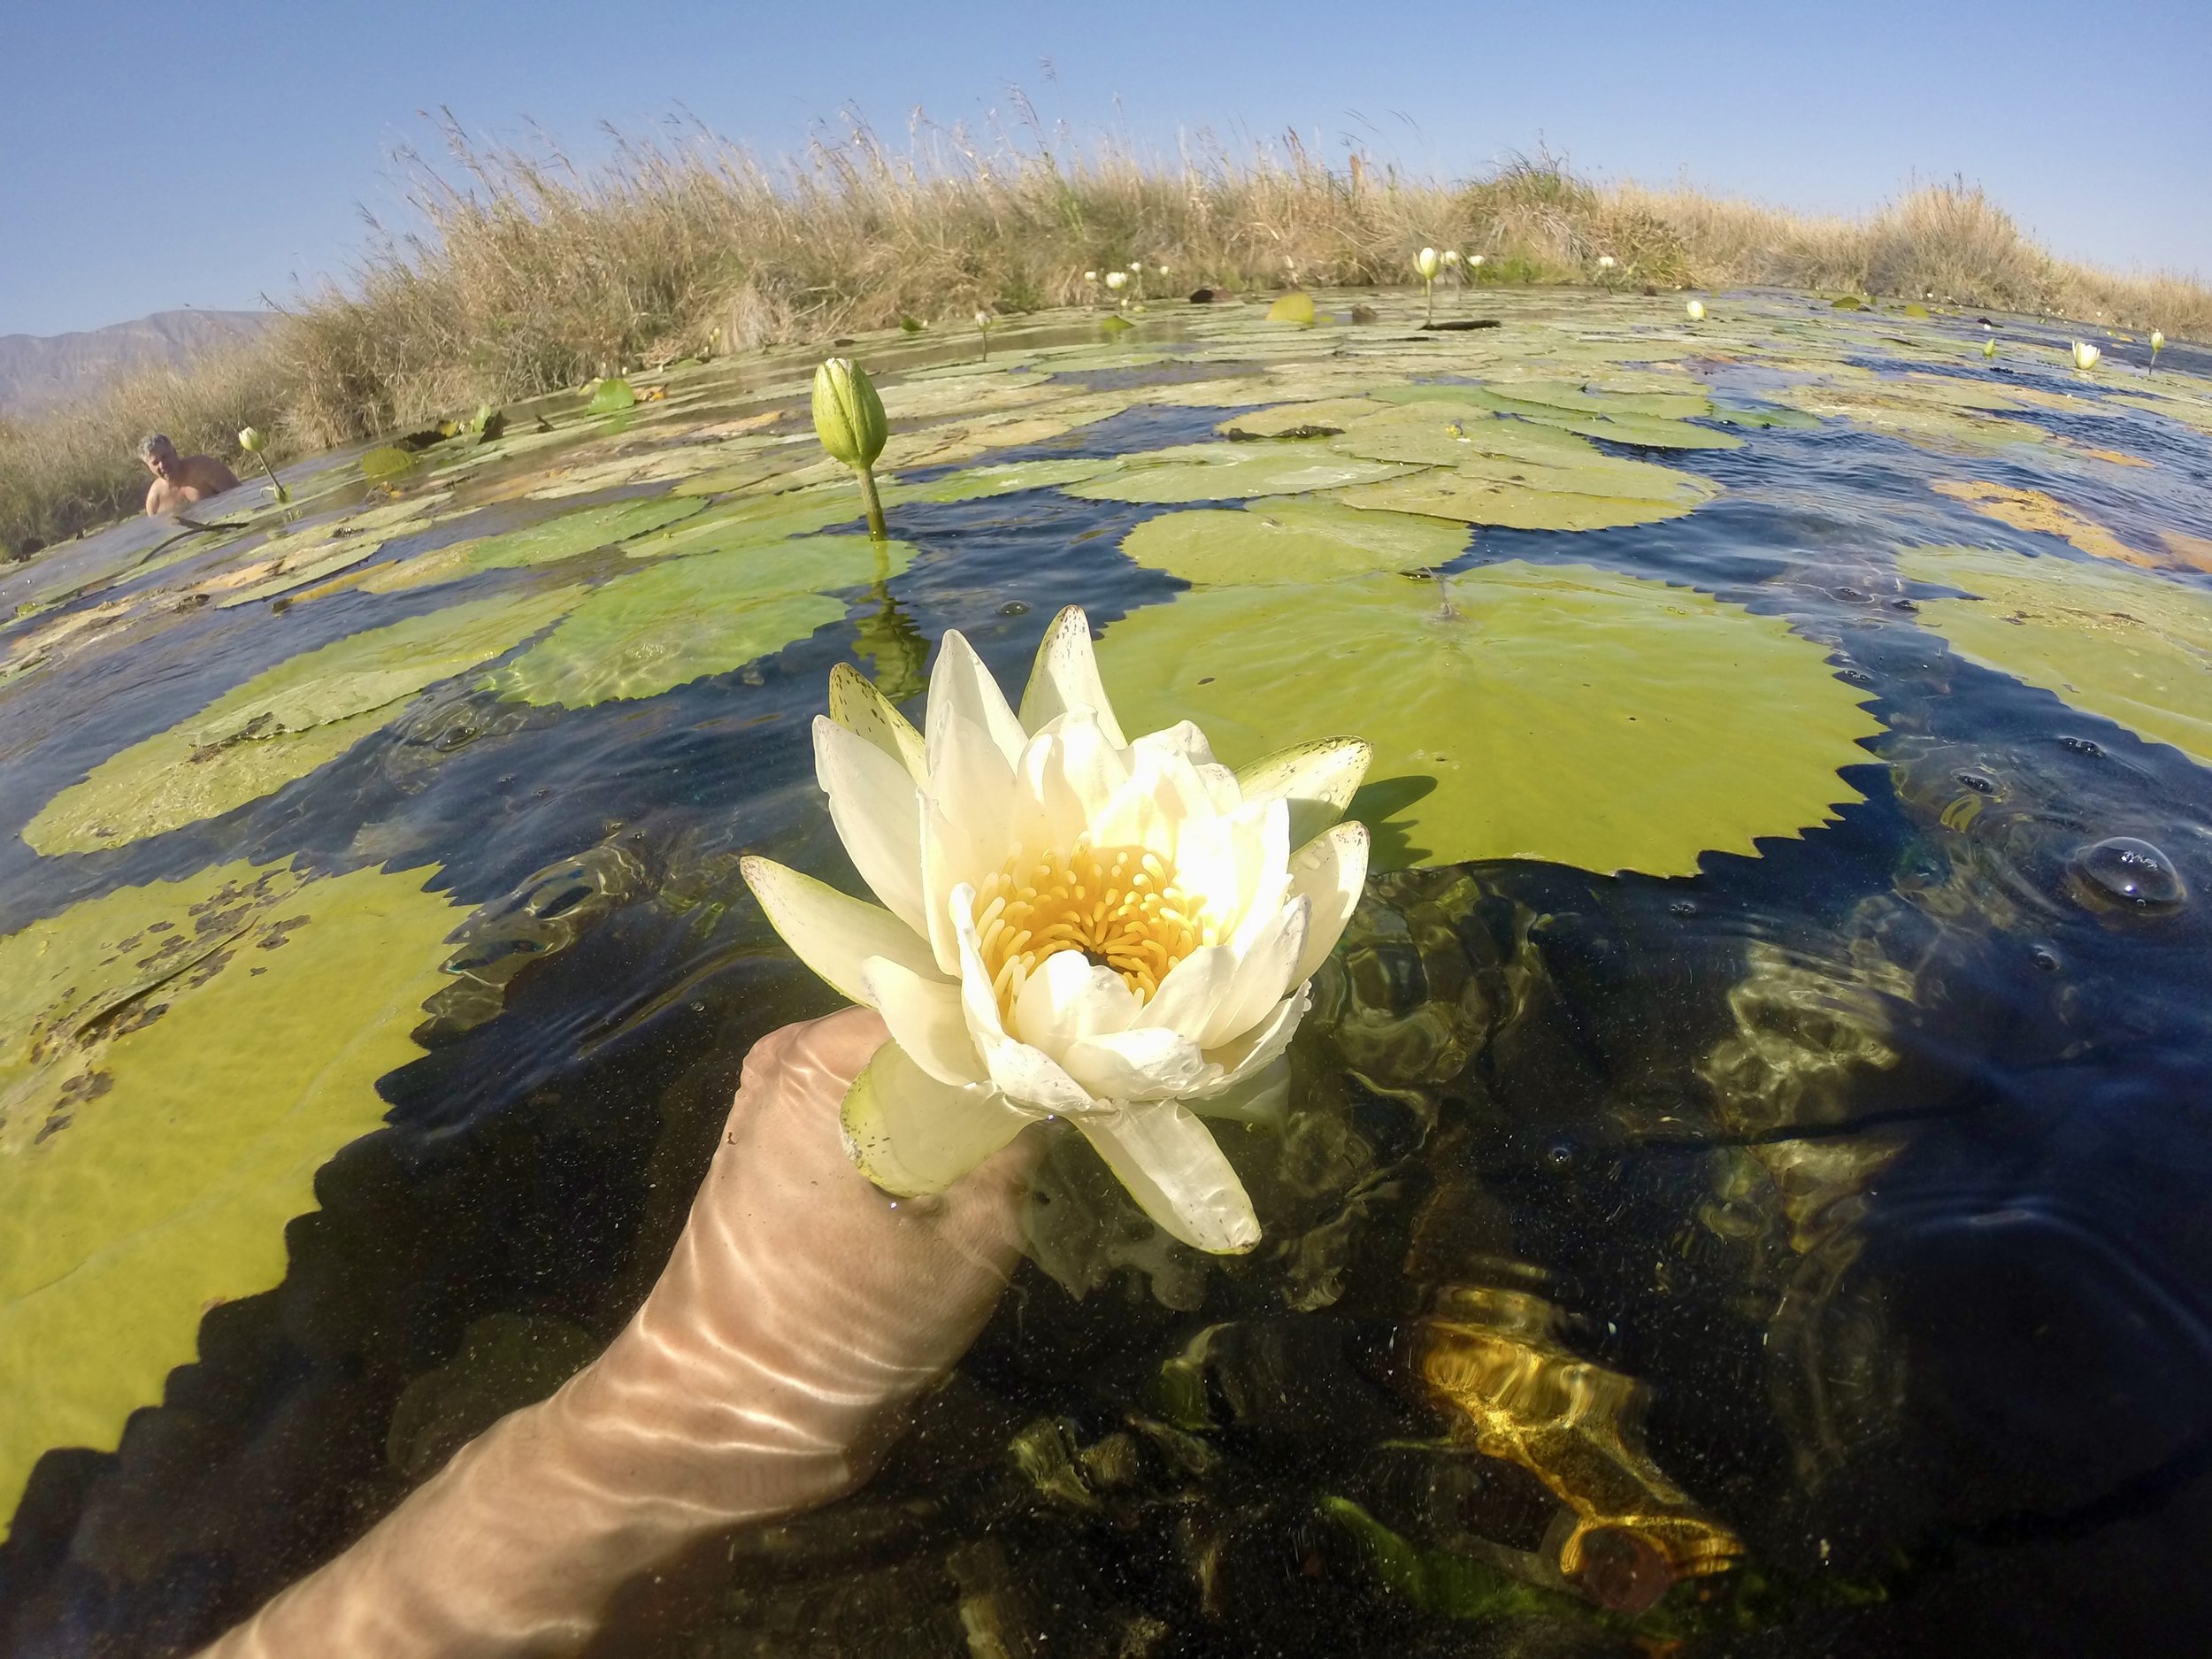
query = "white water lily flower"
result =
(1686, 298, 1707, 321)
(1105, 270, 1129, 292)
(741, 607, 1372, 1254)
(1597, 255, 1617, 272)
(2071, 340, 2101, 371)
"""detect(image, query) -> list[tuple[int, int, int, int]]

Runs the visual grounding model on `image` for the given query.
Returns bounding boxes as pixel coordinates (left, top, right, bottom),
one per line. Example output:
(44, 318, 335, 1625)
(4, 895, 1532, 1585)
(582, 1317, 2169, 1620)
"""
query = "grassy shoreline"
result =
(5, 124, 2206, 559)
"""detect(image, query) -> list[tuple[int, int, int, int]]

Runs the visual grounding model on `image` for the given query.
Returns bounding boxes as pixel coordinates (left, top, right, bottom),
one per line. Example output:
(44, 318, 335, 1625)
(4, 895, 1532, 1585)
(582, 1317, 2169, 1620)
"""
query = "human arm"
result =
(196, 1007, 1036, 1658)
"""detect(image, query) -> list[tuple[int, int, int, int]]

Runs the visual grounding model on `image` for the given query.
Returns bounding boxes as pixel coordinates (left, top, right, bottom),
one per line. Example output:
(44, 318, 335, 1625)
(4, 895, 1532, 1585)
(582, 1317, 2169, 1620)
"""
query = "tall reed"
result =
(6, 116, 2204, 559)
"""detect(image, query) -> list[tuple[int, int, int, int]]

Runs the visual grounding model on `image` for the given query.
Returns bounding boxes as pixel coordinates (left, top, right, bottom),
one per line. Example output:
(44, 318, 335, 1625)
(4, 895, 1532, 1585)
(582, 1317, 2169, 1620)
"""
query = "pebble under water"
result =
(3, 291, 2212, 1657)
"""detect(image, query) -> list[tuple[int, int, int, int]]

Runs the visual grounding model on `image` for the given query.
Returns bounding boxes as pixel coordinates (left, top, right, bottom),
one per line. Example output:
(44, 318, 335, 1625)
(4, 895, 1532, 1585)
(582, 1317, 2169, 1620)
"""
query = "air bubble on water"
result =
(1955, 770, 1997, 795)
(2067, 836, 2185, 914)
(1669, 899, 1697, 917)
(2030, 946, 2061, 973)
(998, 600, 1030, 616)
(2058, 735, 2105, 757)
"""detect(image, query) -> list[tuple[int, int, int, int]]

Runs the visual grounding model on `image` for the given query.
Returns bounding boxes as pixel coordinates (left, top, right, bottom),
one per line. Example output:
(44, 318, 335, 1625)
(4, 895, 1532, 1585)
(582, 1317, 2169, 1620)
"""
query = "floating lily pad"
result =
(1215, 397, 1394, 439)
(1119, 499, 1468, 586)
(881, 456, 1123, 504)
(359, 495, 705, 593)
(25, 589, 579, 855)
(1063, 442, 1413, 504)
(1930, 479, 2157, 567)
(484, 537, 910, 709)
(0, 857, 466, 1531)
(1333, 406, 1602, 469)
(1266, 293, 1317, 326)
(1332, 450, 1722, 532)
(587, 377, 638, 413)
(622, 487, 864, 557)
(1899, 544, 2212, 766)
(1098, 564, 1881, 874)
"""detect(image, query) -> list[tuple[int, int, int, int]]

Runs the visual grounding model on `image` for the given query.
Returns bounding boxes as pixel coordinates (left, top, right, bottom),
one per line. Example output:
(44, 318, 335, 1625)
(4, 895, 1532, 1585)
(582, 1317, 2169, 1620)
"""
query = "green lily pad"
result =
(1333, 406, 1602, 469)
(1266, 294, 1317, 326)
(484, 537, 911, 709)
(1064, 442, 1414, 504)
(621, 487, 864, 557)
(0, 857, 467, 1532)
(1215, 397, 1394, 439)
(25, 589, 580, 855)
(1097, 564, 1881, 874)
(1120, 499, 1468, 586)
(882, 457, 1122, 504)
(1898, 543, 2212, 765)
(361, 495, 706, 593)
(587, 377, 638, 413)
(1331, 449, 1722, 532)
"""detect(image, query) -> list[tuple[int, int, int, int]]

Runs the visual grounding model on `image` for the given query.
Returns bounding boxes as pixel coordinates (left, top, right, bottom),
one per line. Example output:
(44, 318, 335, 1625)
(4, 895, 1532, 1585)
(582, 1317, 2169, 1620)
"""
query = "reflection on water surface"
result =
(4, 290, 2212, 1655)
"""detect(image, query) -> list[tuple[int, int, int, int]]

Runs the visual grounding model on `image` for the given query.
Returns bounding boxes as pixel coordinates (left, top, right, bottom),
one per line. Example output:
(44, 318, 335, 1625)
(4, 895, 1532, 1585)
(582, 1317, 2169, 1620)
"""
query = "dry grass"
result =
(7, 116, 2206, 558)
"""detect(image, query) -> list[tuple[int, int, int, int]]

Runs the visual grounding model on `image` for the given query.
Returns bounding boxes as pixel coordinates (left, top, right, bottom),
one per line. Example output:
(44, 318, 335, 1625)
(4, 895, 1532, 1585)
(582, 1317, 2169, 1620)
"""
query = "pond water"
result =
(4, 289, 2212, 1656)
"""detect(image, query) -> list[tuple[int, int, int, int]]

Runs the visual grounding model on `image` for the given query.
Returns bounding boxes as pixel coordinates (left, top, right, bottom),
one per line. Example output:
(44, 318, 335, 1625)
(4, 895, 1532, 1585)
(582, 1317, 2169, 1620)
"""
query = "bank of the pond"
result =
(6, 131, 2208, 559)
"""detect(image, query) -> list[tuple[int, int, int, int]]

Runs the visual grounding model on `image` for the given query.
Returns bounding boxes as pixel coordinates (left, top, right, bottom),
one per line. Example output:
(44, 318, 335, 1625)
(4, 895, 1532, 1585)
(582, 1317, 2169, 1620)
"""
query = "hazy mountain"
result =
(0, 309, 273, 413)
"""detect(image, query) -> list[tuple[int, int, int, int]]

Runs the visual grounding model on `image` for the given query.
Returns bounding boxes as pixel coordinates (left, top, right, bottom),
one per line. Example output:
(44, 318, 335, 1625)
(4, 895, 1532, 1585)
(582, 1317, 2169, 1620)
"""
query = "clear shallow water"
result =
(3, 292, 2212, 1655)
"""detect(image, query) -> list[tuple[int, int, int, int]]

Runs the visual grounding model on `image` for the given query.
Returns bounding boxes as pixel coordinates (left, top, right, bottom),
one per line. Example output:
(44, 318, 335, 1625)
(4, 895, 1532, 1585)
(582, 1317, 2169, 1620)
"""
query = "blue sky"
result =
(4, 0, 2206, 338)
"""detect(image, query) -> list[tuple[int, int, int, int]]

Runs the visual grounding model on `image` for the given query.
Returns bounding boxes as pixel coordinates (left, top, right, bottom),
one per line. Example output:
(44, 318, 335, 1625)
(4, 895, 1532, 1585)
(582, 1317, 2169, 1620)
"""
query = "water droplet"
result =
(1955, 770, 1997, 795)
(2030, 946, 2061, 973)
(2067, 837, 2186, 914)
(2059, 735, 2105, 757)
(1839, 668, 1874, 687)
(998, 600, 1030, 616)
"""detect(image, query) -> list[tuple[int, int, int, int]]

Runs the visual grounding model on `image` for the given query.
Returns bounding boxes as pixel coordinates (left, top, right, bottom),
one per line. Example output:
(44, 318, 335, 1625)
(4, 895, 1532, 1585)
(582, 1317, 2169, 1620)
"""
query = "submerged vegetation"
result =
(4, 114, 2208, 557)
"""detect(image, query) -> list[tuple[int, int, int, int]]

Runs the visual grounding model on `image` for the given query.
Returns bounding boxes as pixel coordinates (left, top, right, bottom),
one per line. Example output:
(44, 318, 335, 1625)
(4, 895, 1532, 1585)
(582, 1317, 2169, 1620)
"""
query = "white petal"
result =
(1018, 604, 1125, 745)
(1061, 1025, 1211, 1101)
(949, 884, 1098, 1115)
(1204, 987, 1307, 1086)
(1132, 719, 1218, 771)
(1234, 736, 1372, 844)
(826, 660, 926, 786)
(1286, 820, 1371, 986)
(813, 715, 926, 933)
(1188, 1056, 1290, 1125)
(1201, 897, 1309, 1050)
(862, 955, 986, 1086)
(1075, 1100, 1260, 1254)
(740, 856, 936, 1007)
(1015, 710, 1133, 854)
(1134, 942, 1236, 1035)
(1012, 948, 1141, 1050)
(920, 704, 1018, 972)
(926, 630, 1026, 770)
(840, 1040, 1033, 1197)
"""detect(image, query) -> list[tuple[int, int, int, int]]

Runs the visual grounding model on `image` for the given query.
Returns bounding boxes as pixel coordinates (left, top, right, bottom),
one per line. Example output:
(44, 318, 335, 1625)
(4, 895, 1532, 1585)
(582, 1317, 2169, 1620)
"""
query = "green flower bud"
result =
(812, 357, 887, 471)
(238, 426, 265, 454)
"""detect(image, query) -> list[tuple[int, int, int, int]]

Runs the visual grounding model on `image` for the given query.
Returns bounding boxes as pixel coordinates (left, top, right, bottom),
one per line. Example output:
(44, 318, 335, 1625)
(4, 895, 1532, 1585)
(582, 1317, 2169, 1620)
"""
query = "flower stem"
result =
(856, 464, 887, 541)
(1425, 279, 1434, 325)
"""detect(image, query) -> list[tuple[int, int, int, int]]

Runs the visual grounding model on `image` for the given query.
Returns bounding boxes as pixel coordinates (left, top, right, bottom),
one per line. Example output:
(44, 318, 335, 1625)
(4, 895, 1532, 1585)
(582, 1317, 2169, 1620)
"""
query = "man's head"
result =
(137, 434, 179, 479)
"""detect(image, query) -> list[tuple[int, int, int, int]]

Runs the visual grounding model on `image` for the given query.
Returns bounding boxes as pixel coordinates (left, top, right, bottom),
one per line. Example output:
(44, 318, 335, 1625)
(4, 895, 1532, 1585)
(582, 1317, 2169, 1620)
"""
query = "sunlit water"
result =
(4, 292, 2211, 1656)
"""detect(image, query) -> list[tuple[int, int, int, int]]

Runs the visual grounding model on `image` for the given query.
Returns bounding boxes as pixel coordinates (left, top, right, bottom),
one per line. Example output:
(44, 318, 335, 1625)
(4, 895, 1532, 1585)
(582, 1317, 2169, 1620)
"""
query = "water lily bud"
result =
(1083, 270, 1098, 283)
(2070, 341, 2101, 371)
(1597, 255, 1617, 272)
(1686, 299, 1707, 321)
(1105, 271, 1128, 292)
(811, 357, 887, 471)
(237, 426, 265, 454)
(1156, 264, 1169, 276)
(2150, 329, 2165, 356)
(975, 309, 992, 329)
(1415, 247, 1443, 281)
(1469, 253, 1486, 268)
(1442, 250, 1462, 267)
(1982, 337, 1998, 359)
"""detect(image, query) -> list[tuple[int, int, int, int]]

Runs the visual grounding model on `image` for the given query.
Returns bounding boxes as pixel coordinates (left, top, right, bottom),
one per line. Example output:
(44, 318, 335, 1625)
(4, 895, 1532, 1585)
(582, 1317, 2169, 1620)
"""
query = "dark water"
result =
(4, 300, 2212, 1656)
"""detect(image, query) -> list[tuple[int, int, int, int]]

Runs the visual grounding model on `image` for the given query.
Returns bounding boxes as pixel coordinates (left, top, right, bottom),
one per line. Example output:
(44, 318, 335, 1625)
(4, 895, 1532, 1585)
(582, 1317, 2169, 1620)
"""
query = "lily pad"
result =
(360, 495, 706, 593)
(1331, 450, 1722, 532)
(1119, 499, 1468, 586)
(1215, 397, 1394, 440)
(1064, 442, 1414, 504)
(882, 457, 1122, 504)
(1898, 544, 2212, 765)
(484, 537, 911, 709)
(0, 857, 467, 1532)
(1266, 293, 1317, 326)
(25, 589, 580, 855)
(587, 377, 638, 413)
(1097, 564, 1881, 874)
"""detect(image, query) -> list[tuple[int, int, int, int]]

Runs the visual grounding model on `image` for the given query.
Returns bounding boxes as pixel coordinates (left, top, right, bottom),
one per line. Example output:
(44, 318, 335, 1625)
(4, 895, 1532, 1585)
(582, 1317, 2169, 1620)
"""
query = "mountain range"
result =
(0, 309, 273, 414)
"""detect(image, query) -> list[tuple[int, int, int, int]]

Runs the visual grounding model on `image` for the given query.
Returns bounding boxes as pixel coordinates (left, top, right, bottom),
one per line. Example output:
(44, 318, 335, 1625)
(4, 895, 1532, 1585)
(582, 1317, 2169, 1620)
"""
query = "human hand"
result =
(200, 1008, 1037, 1658)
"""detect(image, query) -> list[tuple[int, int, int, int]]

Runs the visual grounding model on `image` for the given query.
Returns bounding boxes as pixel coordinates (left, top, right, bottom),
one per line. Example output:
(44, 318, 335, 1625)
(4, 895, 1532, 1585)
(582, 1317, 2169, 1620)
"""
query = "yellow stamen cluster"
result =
(974, 837, 1214, 1016)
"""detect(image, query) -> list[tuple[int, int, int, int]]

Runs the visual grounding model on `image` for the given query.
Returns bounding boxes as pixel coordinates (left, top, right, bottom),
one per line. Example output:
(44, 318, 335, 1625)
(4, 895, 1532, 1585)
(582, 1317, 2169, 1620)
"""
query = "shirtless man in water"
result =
(138, 433, 239, 517)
